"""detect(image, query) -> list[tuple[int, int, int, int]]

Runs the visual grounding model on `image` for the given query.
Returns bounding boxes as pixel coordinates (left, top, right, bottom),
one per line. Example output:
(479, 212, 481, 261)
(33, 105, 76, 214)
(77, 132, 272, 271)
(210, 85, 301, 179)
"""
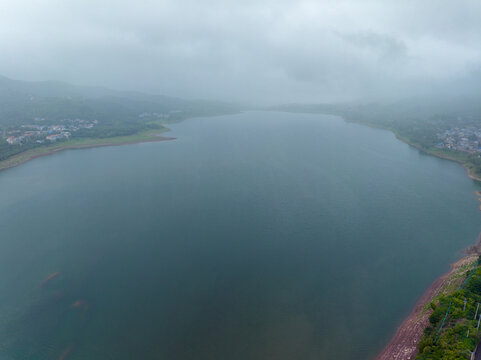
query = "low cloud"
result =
(0, 0, 480, 104)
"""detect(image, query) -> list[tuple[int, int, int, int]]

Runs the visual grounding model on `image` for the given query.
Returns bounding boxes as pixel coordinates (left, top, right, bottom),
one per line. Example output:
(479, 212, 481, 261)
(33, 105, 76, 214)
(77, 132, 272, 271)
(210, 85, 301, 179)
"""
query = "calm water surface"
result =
(1, 111, 480, 360)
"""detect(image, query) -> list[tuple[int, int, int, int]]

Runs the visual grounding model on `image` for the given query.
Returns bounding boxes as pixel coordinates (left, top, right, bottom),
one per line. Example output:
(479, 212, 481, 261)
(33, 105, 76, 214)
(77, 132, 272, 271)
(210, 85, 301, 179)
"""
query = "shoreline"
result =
(3, 111, 480, 359)
(392, 132, 481, 183)
(327, 113, 481, 358)
(270, 111, 481, 358)
(367, 120, 481, 358)
(376, 248, 480, 360)
(0, 132, 175, 173)
(340, 114, 481, 183)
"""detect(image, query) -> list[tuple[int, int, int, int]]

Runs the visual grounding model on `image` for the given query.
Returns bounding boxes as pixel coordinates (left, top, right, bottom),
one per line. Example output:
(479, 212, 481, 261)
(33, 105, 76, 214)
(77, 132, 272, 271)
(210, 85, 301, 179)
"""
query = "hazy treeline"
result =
(272, 96, 481, 175)
(0, 75, 241, 161)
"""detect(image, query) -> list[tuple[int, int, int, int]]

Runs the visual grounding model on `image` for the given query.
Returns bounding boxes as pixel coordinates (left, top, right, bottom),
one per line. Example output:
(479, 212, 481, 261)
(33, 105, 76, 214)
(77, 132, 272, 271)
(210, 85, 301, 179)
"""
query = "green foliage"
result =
(467, 276, 481, 294)
(273, 97, 481, 176)
(415, 262, 481, 360)
(0, 141, 48, 162)
(0, 75, 241, 163)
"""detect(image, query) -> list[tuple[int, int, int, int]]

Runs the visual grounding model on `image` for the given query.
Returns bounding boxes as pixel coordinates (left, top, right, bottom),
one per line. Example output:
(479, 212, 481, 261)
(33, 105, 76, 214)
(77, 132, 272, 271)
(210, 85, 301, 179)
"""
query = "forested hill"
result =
(271, 96, 481, 144)
(0, 75, 240, 127)
(0, 75, 241, 164)
(271, 96, 481, 178)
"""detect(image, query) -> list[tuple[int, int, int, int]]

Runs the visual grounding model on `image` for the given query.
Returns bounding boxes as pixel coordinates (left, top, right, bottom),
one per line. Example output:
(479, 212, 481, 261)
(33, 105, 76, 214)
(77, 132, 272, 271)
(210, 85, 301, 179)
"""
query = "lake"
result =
(0, 111, 480, 360)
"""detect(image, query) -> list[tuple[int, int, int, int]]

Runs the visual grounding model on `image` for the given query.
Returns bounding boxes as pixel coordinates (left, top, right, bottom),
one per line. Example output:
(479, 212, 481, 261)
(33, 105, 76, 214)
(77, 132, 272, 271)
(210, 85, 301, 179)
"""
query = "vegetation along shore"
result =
(269, 101, 481, 359)
(272, 98, 481, 183)
(0, 127, 174, 173)
(377, 247, 481, 360)
(0, 75, 241, 173)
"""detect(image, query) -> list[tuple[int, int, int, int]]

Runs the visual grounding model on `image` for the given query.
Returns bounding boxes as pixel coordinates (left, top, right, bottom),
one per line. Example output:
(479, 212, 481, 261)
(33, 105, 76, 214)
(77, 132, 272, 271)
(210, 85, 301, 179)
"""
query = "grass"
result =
(0, 126, 171, 172)
(386, 130, 481, 182)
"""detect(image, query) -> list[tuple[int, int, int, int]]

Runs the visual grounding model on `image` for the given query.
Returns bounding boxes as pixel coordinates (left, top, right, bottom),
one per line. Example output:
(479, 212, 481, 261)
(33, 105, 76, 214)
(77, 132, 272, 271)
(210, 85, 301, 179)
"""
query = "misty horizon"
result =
(1, 0, 480, 105)
(2, 2, 481, 360)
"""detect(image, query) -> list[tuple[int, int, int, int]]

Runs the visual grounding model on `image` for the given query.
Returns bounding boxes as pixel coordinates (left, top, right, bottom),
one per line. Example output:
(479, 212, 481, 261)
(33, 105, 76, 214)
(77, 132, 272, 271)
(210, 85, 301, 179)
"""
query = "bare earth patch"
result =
(376, 248, 480, 360)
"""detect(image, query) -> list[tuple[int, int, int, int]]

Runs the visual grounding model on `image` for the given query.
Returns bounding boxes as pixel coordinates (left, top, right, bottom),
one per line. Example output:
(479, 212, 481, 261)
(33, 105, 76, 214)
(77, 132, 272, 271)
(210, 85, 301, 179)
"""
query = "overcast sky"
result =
(1, 0, 480, 104)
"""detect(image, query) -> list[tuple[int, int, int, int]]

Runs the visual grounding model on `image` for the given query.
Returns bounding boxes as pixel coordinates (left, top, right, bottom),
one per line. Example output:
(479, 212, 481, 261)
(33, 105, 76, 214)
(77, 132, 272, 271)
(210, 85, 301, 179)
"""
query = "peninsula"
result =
(0, 75, 239, 172)
(0, 126, 175, 173)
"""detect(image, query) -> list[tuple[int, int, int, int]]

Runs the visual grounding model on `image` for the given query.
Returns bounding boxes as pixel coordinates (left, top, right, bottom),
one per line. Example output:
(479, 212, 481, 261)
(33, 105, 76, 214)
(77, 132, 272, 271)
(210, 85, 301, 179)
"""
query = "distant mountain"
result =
(0, 74, 120, 98)
(0, 75, 240, 126)
(270, 95, 481, 160)
(270, 94, 481, 121)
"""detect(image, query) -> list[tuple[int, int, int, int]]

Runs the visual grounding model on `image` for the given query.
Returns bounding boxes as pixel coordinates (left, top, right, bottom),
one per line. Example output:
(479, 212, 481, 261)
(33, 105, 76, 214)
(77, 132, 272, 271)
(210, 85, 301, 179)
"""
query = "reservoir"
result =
(0, 111, 480, 359)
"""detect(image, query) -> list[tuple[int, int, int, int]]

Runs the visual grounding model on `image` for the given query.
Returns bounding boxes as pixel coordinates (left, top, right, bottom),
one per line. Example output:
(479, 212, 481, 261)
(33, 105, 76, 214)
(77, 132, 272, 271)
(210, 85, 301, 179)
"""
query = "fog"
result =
(1, 0, 480, 104)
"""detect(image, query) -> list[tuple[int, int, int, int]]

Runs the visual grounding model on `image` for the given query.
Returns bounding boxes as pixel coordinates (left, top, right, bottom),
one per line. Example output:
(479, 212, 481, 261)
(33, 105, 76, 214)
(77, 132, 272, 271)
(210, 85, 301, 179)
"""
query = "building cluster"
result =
(436, 127, 481, 153)
(3, 119, 98, 145)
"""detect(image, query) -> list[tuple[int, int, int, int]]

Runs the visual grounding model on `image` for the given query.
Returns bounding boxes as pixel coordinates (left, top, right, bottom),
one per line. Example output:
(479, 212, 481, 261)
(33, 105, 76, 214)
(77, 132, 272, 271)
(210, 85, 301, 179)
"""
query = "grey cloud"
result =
(0, 0, 480, 104)
(336, 31, 407, 64)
